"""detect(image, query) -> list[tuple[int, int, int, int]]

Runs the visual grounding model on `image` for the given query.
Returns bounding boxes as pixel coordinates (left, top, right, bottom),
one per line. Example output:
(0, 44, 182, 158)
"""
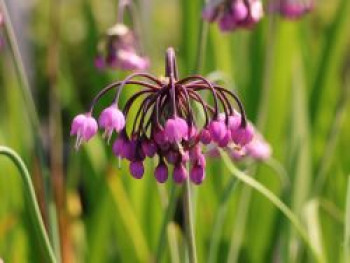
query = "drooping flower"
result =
(70, 114, 98, 150)
(99, 105, 125, 142)
(245, 134, 272, 160)
(203, 0, 264, 32)
(71, 47, 266, 184)
(155, 161, 168, 183)
(129, 161, 144, 179)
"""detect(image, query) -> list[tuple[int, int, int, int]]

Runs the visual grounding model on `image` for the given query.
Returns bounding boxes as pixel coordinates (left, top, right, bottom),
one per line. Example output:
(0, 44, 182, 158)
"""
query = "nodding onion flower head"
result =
(95, 23, 149, 71)
(71, 47, 271, 184)
(271, 0, 314, 19)
(202, 0, 264, 32)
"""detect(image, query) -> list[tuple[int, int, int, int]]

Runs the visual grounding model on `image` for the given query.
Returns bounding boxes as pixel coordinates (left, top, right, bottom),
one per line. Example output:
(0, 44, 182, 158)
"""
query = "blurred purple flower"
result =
(271, 0, 314, 19)
(95, 23, 149, 71)
(203, 0, 264, 32)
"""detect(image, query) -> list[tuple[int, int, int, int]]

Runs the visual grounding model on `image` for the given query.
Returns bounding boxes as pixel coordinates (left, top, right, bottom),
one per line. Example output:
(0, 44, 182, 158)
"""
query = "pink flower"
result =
(245, 135, 272, 160)
(164, 117, 188, 143)
(70, 114, 98, 149)
(209, 120, 227, 142)
(99, 105, 125, 142)
(231, 122, 254, 146)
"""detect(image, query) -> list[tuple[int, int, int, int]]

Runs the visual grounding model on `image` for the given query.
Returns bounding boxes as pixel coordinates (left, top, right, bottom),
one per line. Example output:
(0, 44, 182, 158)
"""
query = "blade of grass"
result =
(107, 168, 151, 262)
(303, 200, 326, 261)
(309, 0, 350, 124)
(207, 177, 238, 263)
(156, 183, 180, 263)
(220, 150, 324, 263)
(0, 146, 57, 263)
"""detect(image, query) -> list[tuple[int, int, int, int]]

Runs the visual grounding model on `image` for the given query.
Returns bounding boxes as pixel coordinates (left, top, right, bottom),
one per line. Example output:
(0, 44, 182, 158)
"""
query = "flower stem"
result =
(0, 146, 57, 263)
(155, 183, 179, 263)
(183, 177, 197, 263)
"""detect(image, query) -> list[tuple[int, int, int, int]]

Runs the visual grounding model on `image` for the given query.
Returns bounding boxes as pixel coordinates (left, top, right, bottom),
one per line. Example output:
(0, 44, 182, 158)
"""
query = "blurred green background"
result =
(0, 0, 350, 262)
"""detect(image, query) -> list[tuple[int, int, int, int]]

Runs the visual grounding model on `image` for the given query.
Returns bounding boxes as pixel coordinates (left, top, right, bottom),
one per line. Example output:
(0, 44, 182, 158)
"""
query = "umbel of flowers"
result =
(71, 48, 271, 184)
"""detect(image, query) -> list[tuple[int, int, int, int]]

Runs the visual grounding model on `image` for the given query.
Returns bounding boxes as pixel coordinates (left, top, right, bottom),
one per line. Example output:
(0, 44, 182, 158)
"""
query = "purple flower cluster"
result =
(202, 0, 264, 32)
(95, 23, 149, 71)
(271, 0, 314, 19)
(71, 48, 271, 184)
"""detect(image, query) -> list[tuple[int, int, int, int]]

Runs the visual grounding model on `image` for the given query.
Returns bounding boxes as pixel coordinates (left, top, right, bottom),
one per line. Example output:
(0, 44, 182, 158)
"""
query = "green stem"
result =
(207, 178, 238, 263)
(155, 183, 179, 263)
(0, 0, 39, 129)
(184, 178, 197, 263)
(0, 146, 57, 263)
(193, 17, 209, 74)
(256, 15, 277, 131)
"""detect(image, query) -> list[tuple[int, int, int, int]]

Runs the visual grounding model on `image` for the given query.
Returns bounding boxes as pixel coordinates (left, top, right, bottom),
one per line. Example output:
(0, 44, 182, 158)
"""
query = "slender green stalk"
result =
(256, 15, 277, 131)
(313, 78, 349, 195)
(193, 17, 209, 74)
(0, 146, 57, 263)
(156, 183, 179, 262)
(344, 176, 350, 263)
(220, 150, 324, 263)
(0, 0, 60, 257)
(0, 0, 39, 129)
(207, 177, 238, 263)
(184, 178, 197, 263)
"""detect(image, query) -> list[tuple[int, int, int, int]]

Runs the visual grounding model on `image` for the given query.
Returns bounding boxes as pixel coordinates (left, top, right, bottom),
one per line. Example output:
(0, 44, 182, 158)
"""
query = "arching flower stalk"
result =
(270, 0, 314, 19)
(95, 0, 149, 71)
(202, 0, 264, 32)
(71, 47, 270, 184)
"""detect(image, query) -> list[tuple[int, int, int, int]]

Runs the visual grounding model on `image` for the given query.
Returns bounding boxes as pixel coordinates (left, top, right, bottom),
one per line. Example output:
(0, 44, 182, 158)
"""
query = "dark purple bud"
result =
(166, 150, 180, 164)
(142, 139, 157, 158)
(190, 165, 206, 185)
(154, 128, 167, 145)
(155, 162, 168, 183)
(112, 135, 129, 158)
(173, 163, 188, 184)
(125, 139, 138, 161)
(129, 161, 144, 179)
(199, 129, 212, 145)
